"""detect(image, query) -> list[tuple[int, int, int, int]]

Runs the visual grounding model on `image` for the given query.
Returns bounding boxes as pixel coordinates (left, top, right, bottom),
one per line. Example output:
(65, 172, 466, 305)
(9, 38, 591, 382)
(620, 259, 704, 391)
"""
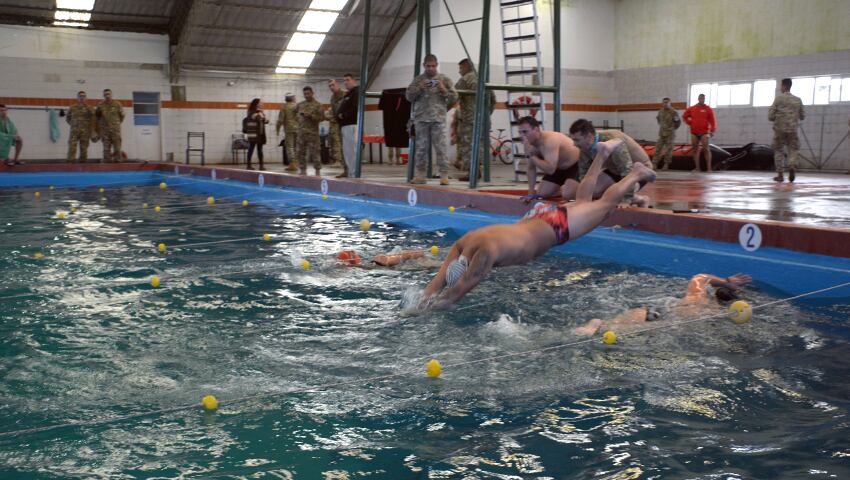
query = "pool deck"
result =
(2, 161, 850, 258)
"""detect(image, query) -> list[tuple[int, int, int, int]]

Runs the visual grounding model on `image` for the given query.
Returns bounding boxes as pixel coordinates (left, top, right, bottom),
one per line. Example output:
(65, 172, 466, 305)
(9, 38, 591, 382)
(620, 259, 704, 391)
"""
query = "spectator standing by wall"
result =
(95, 88, 124, 163)
(0, 104, 23, 166)
(244, 98, 268, 170)
(66, 91, 94, 163)
(405, 54, 457, 185)
(653, 97, 680, 170)
(296, 86, 324, 176)
(276, 93, 299, 172)
(683, 93, 716, 173)
(453, 58, 495, 181)
(327, 79, 346, 169)
(768, 78, 805, 183)
(336, 74, 359, 178)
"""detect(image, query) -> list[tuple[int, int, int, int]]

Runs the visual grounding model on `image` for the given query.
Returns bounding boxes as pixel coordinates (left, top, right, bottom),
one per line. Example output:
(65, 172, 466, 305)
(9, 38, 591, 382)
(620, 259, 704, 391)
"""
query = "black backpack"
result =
(242, 116, 250, 134)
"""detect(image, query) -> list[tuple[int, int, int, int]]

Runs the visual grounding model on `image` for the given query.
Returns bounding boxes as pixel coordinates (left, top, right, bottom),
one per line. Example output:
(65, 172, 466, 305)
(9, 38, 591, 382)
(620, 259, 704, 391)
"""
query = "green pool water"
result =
(1, 185, 849, 479)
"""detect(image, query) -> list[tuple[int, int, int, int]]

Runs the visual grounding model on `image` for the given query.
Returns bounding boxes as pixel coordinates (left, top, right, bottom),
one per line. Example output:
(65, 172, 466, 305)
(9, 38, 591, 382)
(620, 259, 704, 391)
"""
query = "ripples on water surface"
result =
(0, 185, 848, 479)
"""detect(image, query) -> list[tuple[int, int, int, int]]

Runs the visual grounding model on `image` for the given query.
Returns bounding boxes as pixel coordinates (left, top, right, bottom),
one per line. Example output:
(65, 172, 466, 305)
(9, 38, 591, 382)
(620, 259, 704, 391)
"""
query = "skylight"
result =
(296, 10, 339, 33)
(279, 51, 316, 68)
(276, 67, 308, 74)
(57, 0, 95, 9)
(277, 2, 344, 74)
(308, 0, 348, 11)
(54, 0, 95, 28)
(286, 32, 326, 52)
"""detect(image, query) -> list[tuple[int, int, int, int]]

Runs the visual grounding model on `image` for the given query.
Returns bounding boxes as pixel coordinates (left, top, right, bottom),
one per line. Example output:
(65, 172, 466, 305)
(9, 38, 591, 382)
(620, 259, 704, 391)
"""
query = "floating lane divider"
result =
(0, 280, 848, 439)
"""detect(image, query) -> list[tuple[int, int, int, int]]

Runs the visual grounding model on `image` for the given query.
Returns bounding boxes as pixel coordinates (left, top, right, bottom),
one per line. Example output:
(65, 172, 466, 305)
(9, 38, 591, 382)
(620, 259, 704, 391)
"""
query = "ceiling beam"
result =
(201, 1, 399, 19)
(181, 62, 349, 74)
(170, 0, 203, 83)
(0, 12, 169, 34)
(187, 43, 363, 57)
(0, 4, 171, 20)
(193, 24, 388, 39)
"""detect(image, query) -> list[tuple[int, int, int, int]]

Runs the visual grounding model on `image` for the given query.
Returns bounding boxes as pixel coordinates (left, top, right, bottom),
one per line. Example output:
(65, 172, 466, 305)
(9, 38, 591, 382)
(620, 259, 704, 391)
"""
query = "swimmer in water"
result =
(573, 272, 752, 335)
(337, 249, 430, 267)
(415, 137, 657, 311)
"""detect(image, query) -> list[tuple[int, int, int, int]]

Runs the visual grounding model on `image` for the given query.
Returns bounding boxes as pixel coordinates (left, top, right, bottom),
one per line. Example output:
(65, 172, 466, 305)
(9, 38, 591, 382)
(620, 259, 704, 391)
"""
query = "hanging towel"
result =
(49, 109, 61, 143)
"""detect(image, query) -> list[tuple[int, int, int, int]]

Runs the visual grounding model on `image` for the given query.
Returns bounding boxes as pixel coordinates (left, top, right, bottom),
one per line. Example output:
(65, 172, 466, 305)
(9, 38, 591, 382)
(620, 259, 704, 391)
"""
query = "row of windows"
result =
(689, 75, 850, 108)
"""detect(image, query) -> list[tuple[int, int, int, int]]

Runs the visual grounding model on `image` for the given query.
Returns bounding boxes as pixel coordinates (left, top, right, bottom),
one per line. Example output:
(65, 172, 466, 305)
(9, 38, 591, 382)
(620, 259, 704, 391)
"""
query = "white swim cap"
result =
(445, 255, 468, 287)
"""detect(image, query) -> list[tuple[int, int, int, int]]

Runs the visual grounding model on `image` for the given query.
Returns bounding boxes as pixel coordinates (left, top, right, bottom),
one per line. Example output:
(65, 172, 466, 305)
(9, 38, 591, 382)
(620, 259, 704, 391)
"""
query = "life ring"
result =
(511, 95, 539, 121)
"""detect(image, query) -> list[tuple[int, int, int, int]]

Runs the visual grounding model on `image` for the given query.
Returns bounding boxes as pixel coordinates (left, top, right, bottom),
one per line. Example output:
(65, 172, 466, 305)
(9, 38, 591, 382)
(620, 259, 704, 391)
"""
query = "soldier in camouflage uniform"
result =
(653, 97, 681, 170)
(326, 79, 346, 170)
(296, 86, 324, 176)
(454, 58, 496, 181)
(66, 91, 94, 163)
(768, 78, 805, 183)
(276, 93, 299, 172)
(95, 89, 124, 162)
(569, 119, 654, 207)
(405, 54, 458, 185)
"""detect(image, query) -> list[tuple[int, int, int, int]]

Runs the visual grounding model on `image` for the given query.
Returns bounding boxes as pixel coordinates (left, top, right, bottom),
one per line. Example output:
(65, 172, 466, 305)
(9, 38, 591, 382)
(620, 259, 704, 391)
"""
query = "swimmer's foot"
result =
(630, 193, 651, 208)
(573, 318, 602, 336)
(631, 162, 657, 187)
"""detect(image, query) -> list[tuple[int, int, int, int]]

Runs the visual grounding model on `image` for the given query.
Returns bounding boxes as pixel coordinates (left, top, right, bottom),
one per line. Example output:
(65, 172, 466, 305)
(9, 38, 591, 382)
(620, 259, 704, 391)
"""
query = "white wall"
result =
(0, 25, 167, 64)
(615, 0, 850, 70)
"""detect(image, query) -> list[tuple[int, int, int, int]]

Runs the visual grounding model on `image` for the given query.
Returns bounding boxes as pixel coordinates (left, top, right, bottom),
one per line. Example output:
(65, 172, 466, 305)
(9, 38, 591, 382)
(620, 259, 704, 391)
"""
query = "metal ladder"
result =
(499, 0, 545, 182)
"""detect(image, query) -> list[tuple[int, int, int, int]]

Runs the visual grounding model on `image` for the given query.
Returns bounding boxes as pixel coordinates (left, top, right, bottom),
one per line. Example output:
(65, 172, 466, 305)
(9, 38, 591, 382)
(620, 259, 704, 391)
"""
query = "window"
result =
(790, 77, 815, 105)
(690, 82, 750, 107)
(752, 80, 776, 107)
(133, 92, 160, 126)
(814, 76, 832, 105)
(690, 83, 714, 107)
(691, 75, 850, 107)
(830, 78, 842, 102)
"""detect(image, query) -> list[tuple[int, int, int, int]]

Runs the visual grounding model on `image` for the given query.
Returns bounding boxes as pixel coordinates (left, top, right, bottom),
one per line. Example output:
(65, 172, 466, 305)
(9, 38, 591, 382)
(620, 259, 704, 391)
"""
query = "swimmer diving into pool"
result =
(573, 272, 752, 335)
(415, 137, 657, 311)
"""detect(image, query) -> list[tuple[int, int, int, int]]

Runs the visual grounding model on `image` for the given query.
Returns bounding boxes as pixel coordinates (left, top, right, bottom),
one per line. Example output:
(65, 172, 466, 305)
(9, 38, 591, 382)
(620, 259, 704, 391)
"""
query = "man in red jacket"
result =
(683, 94, 717, 173)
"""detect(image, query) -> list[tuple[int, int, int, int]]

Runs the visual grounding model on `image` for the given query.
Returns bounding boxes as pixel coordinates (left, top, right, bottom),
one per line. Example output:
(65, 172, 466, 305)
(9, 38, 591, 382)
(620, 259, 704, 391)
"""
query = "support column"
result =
(553, 0, 562, 132)
(468, 0, 491, 189)
(407, 0, 427, 182)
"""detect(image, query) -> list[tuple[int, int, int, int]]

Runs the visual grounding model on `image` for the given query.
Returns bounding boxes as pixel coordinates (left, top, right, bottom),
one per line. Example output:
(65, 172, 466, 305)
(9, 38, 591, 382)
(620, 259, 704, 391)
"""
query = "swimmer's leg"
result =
(576, 139, 621, 204)
(574, 318, 602, 336)
(567, 163, 656, 240)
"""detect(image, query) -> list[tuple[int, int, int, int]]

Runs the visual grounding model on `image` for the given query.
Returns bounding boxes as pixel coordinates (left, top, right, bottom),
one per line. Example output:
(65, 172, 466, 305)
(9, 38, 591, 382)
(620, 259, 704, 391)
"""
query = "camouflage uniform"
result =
(276, 102, 299, 171)
(654, 108, 680, 170)
(405, 73, 458, 177)
(768, 92, 805, 173)
(327, 89, 346, 166)
(95, 99, 124, 162)
(454, 70, 496, 172)
(296, 98, 324, 174)
(66, 103, 94, 162)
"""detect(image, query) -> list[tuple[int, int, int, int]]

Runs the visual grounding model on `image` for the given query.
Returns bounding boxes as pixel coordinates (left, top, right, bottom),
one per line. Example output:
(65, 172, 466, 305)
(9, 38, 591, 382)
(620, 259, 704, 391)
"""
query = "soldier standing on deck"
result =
(405, 54, 458, 185)
(296, 86, 324, 176)
(66, 91, 94, 163)
(768, 78, 805, 183)
(276, 93, 300, 172)
(454, 58, 495, 182)
(327, 79, 346, 171)
(95, 89, 124, 162)
(653, 97, 681, 170)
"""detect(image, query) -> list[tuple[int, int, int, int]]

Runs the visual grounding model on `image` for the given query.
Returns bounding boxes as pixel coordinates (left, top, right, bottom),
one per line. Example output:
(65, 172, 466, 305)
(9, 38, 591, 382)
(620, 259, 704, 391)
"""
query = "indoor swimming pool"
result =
(1, 172, 849, 479)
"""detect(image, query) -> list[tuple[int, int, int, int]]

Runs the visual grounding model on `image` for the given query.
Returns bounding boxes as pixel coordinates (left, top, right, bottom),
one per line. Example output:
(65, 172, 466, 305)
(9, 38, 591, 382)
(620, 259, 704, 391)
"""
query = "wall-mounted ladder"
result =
(499, 0, 545, 182)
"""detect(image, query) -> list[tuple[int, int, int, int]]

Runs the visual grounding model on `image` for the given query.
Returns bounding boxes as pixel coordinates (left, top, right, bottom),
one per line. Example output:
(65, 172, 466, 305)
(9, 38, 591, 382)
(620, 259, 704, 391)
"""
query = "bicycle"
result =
(490, 128, 514, 165)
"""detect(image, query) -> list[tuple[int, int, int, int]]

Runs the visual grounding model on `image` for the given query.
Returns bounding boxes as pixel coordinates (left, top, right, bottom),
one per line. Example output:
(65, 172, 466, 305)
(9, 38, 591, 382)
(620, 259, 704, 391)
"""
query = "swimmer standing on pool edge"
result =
(414, 137, 657, 312)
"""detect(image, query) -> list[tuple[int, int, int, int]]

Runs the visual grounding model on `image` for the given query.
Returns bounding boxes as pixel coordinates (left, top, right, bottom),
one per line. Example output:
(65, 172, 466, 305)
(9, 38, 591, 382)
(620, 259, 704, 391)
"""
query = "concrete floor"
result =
(226, 159, 850, 230)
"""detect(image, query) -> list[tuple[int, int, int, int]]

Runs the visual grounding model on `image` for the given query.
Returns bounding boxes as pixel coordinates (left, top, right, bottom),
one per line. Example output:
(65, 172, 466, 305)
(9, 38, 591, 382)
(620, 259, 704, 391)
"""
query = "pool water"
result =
(1, 183, 849, 479)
